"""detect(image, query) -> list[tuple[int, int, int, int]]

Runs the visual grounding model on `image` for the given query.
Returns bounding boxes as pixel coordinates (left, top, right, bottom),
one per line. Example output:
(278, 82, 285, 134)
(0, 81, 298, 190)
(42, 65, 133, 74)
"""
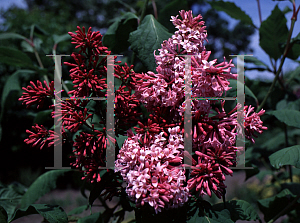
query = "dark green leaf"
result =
(276, 99, 300, 110)
(21, 38, 42, 53)
(244, 56, 269, 68)
(158, 0, 189, 33)
(33, 109, 52, 125)
(291, 32, 300, 45)
(226, 79, 258, 103)
(258, 189, 299, 222)
(213, 200, 260, 221)
(10, 204, 68, 223)
(0, 33, 26, 41)
(53, 33, 71, 44)
(77, 212, 103, 223)
(259, 5, 288, 60)
(103, 12, 138, 53)
(286, 32, 300, 59)
(116, 135, 127, 149)
(287, 65, 300, 84)
(0, 47, 34, 68)
(282, 6, 292, 14)
(20, 170, 73, 208)
(89, 170, 107, 206)
(0, 206, 7, 223)
(0, 183, 25, 221)
(266, 109, 300, 128)
(187, 208, 233, 223)
(208, 1, 254, 26)
(63, 80, 74, 92)
(0, 70, 35, 121)
(67, 205, 89, 216)
(244, 67, 268, 71)
(281, 183, 300, 196)
(85, 100, 97, 112)
(261, 131, 285, 151)
(30, 24, 49, 36)
(128, 14, 172, 72)
(269, 145, 300, 169)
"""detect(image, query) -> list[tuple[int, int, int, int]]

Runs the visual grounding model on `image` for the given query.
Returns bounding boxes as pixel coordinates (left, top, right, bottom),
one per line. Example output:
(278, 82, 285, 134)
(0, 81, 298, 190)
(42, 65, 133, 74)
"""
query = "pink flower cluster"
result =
(115, 126, 189, 213)
(133, 10, 237, 116)
(120, 9, 268, 209)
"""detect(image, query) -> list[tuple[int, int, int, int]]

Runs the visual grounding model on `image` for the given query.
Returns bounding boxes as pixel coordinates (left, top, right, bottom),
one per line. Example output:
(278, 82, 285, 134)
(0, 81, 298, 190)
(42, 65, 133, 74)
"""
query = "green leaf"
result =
(0, 33, 27, 41)
(116, 135, 127, 149)
(0, 69, 35, 121)
(21, 38, 43, 53)
(33, 109, 52, 125)
(20, 170, 72, 208)
(0, 183, 26, 221)
(262, 129, 300, 152)
(158, 0, 189, 33)
(276, 99, 300, 110)
(0, 206, 8, 223)
(226, 79, 258, 103)
(213, 200, 260, 221)
(0, 47, 34, 68)
(103, 12, 138, 53)
(261, 131, 285, 151)
(208, 1, 254, 26)
(283, 5, 292, 14)
(89, 170, 107, 206)
(67, 205, 89, 216)
(259, 5, 288, 60)
(9, 204, 68, 223)
(287, 32, 300, 60)
(53, 33, 71, 45)
(258, 189, 299, 222)
(244, 56, 269, 68)
(266, 109, 300, 128)
(29, 24, 49, 36)
(128, 14, 172, 72)
(77, 212, 103, 223)
(281, 183, 300, 196)
(287, 65, 300, 84)
(187, 208, 233, 223)
(269, 145, 300, 169)
(255, 170, 274, 182)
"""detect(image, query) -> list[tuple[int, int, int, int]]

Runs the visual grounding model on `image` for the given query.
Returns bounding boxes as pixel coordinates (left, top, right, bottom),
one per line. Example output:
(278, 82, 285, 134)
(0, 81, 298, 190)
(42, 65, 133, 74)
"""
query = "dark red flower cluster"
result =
(20, 26, 141, 184)
(19, 80, 54, 109)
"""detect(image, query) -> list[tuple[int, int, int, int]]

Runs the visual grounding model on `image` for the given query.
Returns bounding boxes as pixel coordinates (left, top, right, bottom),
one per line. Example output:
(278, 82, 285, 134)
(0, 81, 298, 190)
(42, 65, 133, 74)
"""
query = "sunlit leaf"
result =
(103, 12, 138, 53)
(20, 170, 73, 208)
(208, 1, 254, 26)
(0, 47, 34, 68)
(77, 212, 103, 223)
(0, 182, 26, 221)
(128, 14, 172, 72)
(10, 204, 68, 223)
(266, 109, 300, 128)
(213, 200, 260, 221)
(269, 145, 300, 169)
(258, 189, 299, 222)
(259, 5, 288, 60)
